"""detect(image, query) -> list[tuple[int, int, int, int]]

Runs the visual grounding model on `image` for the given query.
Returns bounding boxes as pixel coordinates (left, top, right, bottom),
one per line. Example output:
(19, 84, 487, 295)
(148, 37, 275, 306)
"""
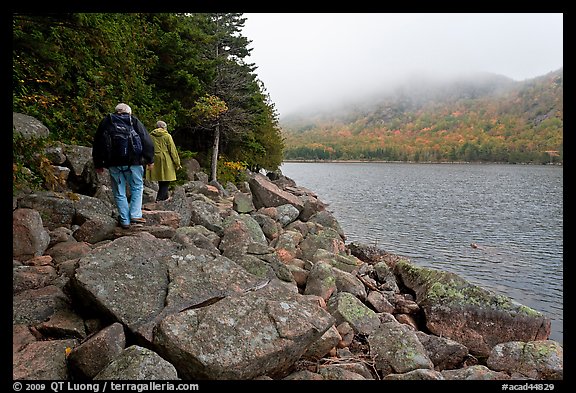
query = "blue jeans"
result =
(108, 165, 144, 226)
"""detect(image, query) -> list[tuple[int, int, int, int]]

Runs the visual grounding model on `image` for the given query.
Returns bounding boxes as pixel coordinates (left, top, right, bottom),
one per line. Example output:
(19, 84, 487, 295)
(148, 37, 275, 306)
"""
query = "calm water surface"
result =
(280, 162, 563, 343)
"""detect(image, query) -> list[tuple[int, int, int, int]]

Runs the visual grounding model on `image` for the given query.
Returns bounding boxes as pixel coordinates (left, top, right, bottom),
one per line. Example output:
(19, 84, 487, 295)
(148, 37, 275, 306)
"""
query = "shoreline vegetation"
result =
(283, 159, 563, 165)
(280, 69, 562, 166)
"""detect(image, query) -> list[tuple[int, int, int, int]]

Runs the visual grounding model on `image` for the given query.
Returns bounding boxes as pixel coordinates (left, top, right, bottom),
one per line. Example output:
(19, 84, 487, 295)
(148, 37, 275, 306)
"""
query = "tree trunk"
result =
(210, 123, 220, 182)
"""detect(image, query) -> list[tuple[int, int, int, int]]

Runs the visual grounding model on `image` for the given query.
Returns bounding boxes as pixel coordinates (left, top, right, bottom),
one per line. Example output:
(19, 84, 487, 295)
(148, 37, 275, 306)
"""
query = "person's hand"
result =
(147, 163, 154, 169)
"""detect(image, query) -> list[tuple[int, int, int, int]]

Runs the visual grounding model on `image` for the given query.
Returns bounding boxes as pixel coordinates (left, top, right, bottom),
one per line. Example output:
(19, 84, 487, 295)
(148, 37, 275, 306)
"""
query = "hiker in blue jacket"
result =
(92, 103, 155, 229)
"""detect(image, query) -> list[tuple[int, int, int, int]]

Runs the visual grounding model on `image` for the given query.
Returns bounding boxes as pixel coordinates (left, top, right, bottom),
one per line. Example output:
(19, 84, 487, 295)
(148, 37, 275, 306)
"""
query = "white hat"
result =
(156, 121, 167, 129)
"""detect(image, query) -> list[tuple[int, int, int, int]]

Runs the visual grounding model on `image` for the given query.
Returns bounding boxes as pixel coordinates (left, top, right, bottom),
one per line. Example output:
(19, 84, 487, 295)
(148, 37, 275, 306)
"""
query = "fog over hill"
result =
(281, 71, 519, 123)
(243, 14, 563, 118)
(280, 68, 563, 164)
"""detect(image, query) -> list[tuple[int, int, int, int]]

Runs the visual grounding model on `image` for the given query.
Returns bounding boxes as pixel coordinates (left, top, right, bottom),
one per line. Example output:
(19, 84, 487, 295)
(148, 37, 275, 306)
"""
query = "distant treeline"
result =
(281, 69, 563, 164)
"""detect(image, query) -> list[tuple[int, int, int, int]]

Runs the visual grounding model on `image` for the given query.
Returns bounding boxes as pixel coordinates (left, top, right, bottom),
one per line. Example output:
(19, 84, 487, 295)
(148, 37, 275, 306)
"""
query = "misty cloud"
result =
(242, 13, 563, 117)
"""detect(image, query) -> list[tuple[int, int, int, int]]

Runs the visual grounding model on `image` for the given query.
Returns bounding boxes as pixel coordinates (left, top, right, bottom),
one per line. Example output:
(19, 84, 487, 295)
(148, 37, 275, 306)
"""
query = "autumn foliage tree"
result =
(191, 94, 229, 181)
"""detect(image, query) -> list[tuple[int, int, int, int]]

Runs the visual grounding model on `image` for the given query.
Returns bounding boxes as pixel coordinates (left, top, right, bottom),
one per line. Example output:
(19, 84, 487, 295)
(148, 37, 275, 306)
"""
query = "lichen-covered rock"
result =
(487, 340, 563, 380)
(368, 318, 434, 375)
(94, 345, 178, 380)
(327, 292, 380, 335)
(441, 365, 511, 380)
(394, 259, 551, 356)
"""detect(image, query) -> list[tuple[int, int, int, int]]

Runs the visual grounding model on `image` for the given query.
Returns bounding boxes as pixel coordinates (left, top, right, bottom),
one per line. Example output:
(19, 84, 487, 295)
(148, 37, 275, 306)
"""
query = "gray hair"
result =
(115, 103, 132, 114)
(156, 121, 167, 129)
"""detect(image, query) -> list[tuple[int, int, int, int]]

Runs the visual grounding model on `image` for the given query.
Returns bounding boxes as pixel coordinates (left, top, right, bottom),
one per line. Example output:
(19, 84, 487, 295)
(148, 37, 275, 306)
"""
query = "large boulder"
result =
(13, 112, 50, 139)
(13, 208, 50, 261)
(154, 279, 335, 379)
(394, 259, 551, 357)
(249, 173, 304, 211)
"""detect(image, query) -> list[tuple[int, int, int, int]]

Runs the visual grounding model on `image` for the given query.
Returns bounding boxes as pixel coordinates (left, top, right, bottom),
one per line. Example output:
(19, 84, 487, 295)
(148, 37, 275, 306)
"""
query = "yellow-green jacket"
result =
(146, 128, 181, 181)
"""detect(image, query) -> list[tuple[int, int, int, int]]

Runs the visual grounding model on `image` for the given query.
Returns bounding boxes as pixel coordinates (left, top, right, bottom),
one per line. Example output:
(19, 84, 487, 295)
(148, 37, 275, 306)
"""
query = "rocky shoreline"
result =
(12, 113, 563, 381)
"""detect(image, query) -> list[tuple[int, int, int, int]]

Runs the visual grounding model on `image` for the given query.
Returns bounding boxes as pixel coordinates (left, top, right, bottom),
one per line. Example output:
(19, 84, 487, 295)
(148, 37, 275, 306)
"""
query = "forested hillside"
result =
(281, 69, 563, 164)
(13, 13, 284, 191)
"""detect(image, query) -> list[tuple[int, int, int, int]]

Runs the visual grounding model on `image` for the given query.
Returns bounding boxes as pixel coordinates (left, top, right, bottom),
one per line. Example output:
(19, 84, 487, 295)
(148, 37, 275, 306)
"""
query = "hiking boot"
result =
(119, 223, 130, 229)
(131, 217, 146, 224)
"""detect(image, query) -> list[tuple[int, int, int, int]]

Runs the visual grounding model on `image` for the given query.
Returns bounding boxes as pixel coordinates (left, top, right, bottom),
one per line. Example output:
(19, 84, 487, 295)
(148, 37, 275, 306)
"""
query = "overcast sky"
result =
(241, 13, 563, 117)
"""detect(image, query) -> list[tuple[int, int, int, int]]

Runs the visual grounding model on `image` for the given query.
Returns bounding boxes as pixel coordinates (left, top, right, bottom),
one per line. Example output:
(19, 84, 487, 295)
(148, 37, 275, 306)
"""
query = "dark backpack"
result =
(106, 113, 143, 163)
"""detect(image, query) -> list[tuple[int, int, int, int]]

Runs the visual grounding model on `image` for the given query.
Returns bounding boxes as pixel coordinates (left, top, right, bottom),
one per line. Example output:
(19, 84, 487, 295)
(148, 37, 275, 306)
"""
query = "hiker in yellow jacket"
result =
(146, 121, 181, 201)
